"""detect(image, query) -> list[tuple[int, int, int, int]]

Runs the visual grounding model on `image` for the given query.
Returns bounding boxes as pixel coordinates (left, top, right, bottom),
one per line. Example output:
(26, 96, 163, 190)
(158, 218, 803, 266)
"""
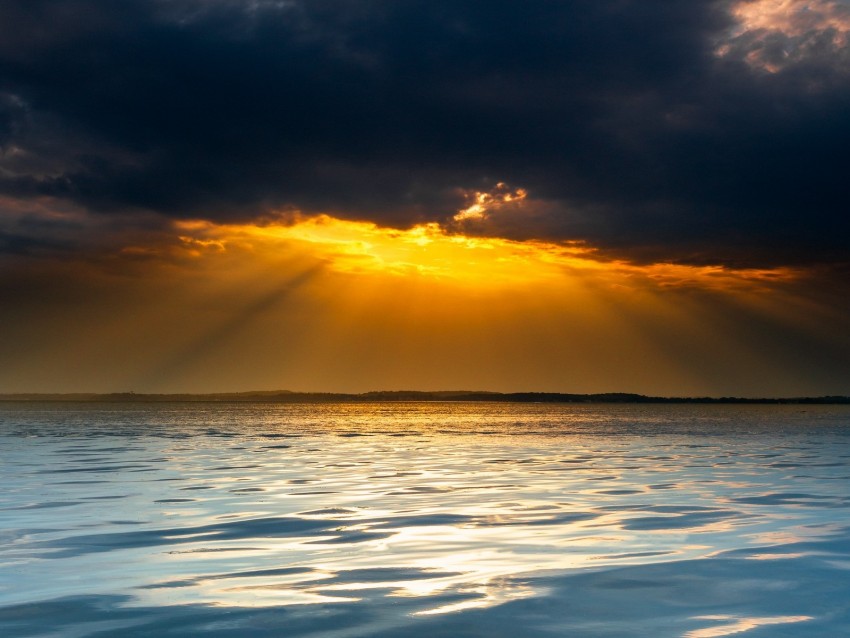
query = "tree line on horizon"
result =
(1, 391, 848, 404)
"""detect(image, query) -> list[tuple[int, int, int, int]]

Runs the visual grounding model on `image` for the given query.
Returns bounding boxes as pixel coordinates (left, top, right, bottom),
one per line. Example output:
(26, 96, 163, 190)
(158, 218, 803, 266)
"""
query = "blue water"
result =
(2, 402, 850, 637)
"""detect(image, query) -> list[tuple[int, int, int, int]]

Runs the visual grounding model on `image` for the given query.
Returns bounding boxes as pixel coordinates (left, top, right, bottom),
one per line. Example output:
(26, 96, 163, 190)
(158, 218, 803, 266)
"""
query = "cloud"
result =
(0, 1, 848, 267)
(718, 0, 850, 72)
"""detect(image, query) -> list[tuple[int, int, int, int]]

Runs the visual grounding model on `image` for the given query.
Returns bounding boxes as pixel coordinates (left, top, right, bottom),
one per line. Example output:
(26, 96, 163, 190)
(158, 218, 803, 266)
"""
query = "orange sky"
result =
(1, 208, 847, 397)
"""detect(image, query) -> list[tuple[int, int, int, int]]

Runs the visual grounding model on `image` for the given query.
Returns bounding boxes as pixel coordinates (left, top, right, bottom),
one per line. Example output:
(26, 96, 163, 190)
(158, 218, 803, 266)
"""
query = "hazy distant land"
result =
(1, 390, 848, 404)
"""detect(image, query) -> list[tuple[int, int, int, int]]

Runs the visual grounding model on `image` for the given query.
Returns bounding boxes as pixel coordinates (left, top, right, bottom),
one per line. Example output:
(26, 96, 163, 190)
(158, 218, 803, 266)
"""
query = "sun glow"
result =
(174, 216, 593, 287)
(3, 206, 836, 397)
(172, 215, 799, 292)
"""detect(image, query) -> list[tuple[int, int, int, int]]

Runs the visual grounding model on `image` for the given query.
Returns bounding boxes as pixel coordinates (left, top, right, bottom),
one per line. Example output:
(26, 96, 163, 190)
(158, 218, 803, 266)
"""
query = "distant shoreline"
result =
(1, 391, 849, 404)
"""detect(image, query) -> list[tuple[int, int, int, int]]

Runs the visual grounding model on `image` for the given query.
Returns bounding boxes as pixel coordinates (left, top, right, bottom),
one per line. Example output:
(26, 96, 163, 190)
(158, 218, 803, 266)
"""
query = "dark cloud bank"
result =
(1, 0, 849, 267)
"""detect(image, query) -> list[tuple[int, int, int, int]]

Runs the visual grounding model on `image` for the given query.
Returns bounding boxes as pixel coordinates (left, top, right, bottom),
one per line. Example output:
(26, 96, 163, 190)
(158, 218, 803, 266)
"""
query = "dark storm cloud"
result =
(1, 0, 849, 266)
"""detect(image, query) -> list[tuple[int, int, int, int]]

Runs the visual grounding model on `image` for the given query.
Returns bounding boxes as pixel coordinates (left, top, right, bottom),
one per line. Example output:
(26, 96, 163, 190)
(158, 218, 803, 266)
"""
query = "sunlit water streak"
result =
(1, 402, 850, 637)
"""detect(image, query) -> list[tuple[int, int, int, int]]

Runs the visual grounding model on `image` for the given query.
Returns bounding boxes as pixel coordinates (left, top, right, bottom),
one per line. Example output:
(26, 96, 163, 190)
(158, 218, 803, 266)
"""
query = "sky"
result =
(1, 0, 849, 396)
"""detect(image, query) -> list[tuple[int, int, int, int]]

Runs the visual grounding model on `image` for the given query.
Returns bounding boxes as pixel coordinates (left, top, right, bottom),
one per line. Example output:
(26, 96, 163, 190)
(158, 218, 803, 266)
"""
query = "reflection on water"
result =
(1, 402, 850, 636)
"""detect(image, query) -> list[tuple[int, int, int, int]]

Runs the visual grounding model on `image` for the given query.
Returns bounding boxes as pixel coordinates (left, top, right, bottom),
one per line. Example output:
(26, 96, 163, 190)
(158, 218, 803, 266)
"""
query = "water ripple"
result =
(2, 402, 850, 636)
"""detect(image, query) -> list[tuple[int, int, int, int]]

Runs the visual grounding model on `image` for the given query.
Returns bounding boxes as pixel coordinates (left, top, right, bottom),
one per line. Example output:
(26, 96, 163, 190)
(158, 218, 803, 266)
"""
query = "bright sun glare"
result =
(172, 213, 798, 293)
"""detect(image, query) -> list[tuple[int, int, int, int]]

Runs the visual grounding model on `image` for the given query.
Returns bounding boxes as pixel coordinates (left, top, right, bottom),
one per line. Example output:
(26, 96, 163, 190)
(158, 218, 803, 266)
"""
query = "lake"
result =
(2, 402, 850, 637)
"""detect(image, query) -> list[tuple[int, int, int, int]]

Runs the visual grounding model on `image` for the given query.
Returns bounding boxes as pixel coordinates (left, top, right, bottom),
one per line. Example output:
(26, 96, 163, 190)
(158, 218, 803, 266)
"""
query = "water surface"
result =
(2, 402, 850, 637)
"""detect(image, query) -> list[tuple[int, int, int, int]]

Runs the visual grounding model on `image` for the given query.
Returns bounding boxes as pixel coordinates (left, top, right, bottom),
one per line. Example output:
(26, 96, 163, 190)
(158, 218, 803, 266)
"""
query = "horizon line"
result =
(1, 390, 849, 404)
